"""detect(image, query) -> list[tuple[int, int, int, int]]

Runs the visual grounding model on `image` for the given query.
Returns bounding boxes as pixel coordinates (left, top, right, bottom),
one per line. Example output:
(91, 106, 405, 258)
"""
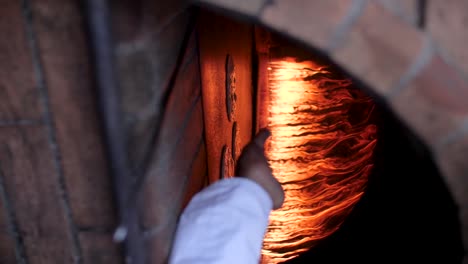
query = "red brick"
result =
(435, 135, 468, 207)
(181, 142, 208, 209)
(0, 231, 16, 264)
(390, 54, 468, 146)
(112, 0, 188, 44)
(141, 102, 205, 263)
(110, 0, 144, 43)
(0, 0, 41, 120)
(331, 1, 424, 97)
(260, 0, 354, 51)
(0, 196, 16, 264)
(126, 29, 199, 165)
(0, 126, 75, 263)
(412, 56, 468, 114)
(196, 0, 267, 17)
(428, 0, 468, 75)
(140, 0, 188, 31)
(117, 50, 156, 117)
(79, 232, 123, 264)
(145, 225, 177, 264)
(117, 12, 192, 118)
(30, 0, 118, 229)
(378, 0, 419, 26)
(434, 134, 468, 255)
(148, 51, 201, 168)
(135, 28, 207, 263)
(116, 9, 191, 167)
(141, 101, 205, 228)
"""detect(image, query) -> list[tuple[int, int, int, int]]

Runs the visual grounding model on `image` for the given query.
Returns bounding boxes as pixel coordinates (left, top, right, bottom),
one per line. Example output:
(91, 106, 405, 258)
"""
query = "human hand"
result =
(236, 129, 285, 209)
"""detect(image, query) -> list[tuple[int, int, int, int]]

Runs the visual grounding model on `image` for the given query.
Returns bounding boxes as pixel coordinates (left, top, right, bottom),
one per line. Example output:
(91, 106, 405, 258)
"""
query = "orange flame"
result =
(262, 58, 377, 263)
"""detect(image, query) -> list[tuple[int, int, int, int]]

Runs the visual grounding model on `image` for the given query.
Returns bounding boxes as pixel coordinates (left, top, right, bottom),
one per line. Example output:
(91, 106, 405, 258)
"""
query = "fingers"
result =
(253, 128, 271, 149)
(236, 128, 284, 209)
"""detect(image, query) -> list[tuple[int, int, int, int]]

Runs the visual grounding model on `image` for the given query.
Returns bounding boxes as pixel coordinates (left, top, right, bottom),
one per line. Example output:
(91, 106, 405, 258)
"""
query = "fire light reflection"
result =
(262, 58, 378, 263)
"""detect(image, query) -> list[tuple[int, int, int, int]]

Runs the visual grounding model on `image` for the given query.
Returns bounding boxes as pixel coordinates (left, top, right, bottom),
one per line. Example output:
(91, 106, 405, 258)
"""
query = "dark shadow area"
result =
(285, 105, 464, 264)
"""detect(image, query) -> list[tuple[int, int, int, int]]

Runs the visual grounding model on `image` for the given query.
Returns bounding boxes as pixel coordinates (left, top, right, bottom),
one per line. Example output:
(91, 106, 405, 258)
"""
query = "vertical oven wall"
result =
(197, 10, 255, 183)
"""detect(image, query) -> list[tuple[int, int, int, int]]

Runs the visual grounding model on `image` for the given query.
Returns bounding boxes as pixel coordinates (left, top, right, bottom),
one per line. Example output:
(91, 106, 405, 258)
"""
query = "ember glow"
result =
(261, 58, 378, 263)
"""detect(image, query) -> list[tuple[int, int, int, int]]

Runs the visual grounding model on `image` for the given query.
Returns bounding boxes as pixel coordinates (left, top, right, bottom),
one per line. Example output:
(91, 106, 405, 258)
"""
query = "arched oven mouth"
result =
(252, 24, 463, 264)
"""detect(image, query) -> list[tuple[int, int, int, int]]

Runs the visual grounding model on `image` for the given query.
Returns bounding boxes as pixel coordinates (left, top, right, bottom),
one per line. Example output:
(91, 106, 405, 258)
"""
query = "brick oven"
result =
(0, 0, 467, 263)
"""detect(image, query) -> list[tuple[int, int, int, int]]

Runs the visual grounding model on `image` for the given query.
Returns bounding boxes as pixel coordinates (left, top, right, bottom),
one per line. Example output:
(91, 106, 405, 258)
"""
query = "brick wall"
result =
(196, 0, 468, 262)
(0, 0, 120, 263)
(111, 0, 208, 263)
(0, 0, 209, 263)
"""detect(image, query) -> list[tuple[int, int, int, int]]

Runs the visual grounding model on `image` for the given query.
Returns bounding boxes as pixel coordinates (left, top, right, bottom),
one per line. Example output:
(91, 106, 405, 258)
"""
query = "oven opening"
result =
(196, 9, 463, 263)
(260, 44, 377, 263)
(258, 31, 463, 264)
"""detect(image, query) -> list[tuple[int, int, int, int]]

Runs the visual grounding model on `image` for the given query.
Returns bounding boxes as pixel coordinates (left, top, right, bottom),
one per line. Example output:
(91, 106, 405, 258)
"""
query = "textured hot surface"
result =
(262, 58, 377, 263)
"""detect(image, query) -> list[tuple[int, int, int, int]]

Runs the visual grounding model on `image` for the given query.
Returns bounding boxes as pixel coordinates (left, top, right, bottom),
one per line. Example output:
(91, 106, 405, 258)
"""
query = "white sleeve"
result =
(169, 177, 273, 264)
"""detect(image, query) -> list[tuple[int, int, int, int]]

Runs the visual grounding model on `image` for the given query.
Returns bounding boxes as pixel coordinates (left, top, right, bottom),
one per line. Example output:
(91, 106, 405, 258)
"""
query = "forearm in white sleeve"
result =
(169, 177, 273, 264)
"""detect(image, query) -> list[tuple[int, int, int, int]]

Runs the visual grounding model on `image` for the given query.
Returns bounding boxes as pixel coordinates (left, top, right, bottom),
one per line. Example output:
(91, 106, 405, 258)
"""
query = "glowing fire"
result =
(262, 58, 378, 263)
